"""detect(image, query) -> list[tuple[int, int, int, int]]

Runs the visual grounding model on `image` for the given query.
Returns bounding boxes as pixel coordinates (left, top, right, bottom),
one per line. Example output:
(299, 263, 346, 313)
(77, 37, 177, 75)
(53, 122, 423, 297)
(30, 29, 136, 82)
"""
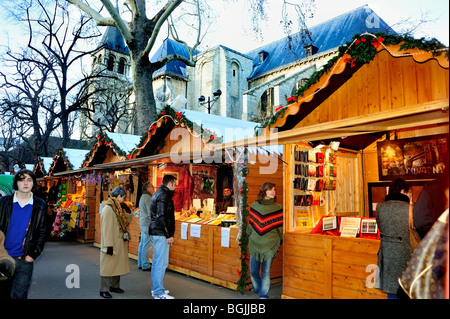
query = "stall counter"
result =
(97, 216, 283, 291)
(282, 231, 386, 299)
(153, 221, 282, 291)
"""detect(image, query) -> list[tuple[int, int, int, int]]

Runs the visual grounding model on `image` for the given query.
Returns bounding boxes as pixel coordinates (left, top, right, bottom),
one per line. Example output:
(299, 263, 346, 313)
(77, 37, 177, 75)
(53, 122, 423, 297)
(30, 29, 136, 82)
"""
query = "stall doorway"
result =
(216, 164, 234, 206)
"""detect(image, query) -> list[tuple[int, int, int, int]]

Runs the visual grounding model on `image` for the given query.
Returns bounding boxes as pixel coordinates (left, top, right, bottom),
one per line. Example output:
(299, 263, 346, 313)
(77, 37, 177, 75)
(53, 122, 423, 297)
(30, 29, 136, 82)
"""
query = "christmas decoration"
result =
(259, 32, 449, 131)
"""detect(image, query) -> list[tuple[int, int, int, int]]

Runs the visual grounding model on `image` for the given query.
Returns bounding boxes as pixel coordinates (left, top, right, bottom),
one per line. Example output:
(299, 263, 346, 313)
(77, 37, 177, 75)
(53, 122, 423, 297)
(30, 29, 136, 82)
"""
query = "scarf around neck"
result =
(248, 198, 283, 236)
(105, 197, 129, 231)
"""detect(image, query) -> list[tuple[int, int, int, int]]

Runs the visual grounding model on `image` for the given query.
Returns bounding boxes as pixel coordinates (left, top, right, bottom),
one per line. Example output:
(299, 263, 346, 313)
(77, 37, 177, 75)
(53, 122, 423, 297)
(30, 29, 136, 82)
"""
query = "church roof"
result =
(245, 5, 395, 79)
(99, 26, 130, 55)
(151, 38, 201, 79)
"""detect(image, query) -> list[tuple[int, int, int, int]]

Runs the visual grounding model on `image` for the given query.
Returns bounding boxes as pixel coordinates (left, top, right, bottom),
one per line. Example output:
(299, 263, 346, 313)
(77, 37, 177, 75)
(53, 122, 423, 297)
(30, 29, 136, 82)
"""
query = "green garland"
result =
(51, 147, 74, 171)
(236, 163, 250, 294)
(82, 131, 128, 167)
(258, 32, 449, 130)
(131, 105, 222, 156)
(34, 156, 48, 176)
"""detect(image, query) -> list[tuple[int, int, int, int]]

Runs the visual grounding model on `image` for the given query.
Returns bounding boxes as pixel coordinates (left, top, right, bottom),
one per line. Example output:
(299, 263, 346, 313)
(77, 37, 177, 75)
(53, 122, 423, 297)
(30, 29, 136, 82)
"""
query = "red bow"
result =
(371, 37, 384, 48)
(344, 57, 357, 67)
(287, 96, 297, 103)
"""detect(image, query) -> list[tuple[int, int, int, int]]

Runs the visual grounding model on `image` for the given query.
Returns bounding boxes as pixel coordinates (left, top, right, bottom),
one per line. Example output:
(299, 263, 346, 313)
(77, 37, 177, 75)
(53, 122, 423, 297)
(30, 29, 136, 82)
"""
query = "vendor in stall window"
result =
(216, 186, 234, 214)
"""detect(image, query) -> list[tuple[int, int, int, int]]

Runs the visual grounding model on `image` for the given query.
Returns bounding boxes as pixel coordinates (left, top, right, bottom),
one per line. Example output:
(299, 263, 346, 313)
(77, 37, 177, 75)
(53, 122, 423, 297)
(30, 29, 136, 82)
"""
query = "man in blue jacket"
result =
(148, 174, 176, 299)
(0, 169, 47, 299)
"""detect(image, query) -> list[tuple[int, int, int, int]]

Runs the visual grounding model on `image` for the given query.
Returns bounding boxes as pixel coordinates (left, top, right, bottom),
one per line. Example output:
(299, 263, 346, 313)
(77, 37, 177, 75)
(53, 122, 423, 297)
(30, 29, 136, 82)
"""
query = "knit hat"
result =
(0, 230, 15, 280)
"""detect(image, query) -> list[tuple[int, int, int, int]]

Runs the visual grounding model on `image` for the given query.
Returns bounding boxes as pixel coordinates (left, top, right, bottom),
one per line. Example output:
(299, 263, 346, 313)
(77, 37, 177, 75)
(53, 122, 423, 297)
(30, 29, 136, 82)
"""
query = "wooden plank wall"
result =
(335, 151, 361, 216)
(283, 232, 386, 299)
(246, 150, 285, 208)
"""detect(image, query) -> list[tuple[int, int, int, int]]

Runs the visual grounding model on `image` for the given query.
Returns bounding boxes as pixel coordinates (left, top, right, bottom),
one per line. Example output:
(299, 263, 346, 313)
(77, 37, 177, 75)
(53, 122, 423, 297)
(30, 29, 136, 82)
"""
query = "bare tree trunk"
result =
(132, 61, 157, 133)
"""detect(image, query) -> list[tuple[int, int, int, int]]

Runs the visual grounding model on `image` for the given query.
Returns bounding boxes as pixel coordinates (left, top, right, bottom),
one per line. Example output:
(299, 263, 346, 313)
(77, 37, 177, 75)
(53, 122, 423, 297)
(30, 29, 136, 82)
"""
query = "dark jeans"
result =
(8, 257, 34, 299)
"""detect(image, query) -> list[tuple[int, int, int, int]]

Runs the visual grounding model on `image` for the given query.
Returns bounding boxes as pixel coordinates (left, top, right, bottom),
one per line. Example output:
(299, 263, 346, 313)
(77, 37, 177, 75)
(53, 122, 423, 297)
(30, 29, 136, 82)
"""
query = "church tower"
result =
(80, 24, 133, 140)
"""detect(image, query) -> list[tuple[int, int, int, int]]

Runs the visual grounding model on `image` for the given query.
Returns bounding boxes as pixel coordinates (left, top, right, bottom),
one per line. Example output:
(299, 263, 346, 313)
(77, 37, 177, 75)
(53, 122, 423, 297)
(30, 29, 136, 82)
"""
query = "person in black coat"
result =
(148, 174, 177, 299)
(376, 178, 412, 299)
(0, 169, 47, 299)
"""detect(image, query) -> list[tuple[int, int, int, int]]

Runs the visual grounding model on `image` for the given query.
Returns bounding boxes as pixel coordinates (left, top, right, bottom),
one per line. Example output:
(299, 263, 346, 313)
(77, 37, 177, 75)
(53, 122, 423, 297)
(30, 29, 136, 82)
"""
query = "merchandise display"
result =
(175, 201, 237, 228)
(50, 181, 89, 238)
(310, 215, 380, 239)
(291, 144, 337, 231)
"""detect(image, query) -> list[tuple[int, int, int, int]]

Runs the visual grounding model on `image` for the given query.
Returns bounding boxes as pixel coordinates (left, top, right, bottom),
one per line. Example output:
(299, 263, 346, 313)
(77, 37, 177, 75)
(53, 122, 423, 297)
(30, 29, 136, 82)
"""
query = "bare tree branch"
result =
(66, 0, 118, 27)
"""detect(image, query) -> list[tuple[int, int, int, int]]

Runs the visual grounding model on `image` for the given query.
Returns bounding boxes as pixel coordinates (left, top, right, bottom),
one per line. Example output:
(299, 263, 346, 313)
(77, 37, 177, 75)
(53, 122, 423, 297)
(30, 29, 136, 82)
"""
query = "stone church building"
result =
(80, 5, 394, 138)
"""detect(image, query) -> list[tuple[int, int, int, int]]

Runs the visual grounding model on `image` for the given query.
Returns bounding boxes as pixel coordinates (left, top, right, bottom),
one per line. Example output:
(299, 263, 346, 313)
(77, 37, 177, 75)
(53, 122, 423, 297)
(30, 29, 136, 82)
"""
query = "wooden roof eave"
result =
(218, 99, 449, 150)
(52, 167, 102, 177)
(93, 149, 224, 170)
(267, 44, 449, 133)
(131, 118, 176, 158)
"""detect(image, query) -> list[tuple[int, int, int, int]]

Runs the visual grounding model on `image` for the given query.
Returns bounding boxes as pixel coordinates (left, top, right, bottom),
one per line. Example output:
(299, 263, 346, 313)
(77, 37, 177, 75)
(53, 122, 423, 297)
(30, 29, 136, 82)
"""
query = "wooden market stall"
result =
(47, 132, 141, 243)
(94, 107, 285, 291)
(45, 148, 91, 241)
(82, 131, 141, 247)
(220, 34, 449, 298)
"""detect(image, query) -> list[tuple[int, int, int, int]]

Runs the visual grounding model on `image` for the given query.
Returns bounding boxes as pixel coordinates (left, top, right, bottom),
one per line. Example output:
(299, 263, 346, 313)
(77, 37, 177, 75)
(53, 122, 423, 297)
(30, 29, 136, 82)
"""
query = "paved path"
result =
(28, 240, 282, 300)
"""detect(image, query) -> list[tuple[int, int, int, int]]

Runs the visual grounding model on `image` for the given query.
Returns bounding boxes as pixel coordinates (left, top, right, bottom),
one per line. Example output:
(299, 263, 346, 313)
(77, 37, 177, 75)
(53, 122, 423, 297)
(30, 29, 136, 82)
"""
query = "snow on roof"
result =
(62, 149, 89, 169)
(179, 109, 258, 144)
(42, 157, 53, 171)
(104, 132, 141, 154)
(179, 109, 282, 155)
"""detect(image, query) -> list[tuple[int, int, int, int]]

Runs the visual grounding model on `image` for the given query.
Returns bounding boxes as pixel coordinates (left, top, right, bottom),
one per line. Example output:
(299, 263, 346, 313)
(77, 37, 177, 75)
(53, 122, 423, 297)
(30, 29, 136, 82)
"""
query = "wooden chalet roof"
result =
(47, 148, 89, 176)
(82, 132, 140, 167)
(244, 35, 449, 150)
(33, 157, 53, 178)
(130, 107, 257, 159)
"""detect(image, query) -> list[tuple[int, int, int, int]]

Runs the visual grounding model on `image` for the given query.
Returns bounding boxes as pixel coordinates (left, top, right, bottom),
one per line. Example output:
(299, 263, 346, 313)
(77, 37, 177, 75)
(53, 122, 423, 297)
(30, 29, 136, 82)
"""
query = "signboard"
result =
(377, 134, 448, 180)
(0, 175, 14, 196)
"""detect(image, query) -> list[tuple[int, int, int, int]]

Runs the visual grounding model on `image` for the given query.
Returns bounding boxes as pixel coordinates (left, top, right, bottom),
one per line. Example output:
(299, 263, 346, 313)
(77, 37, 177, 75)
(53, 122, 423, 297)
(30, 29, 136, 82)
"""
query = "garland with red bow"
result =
(236, 162, 250, 294)
(258, 32, 448, 131)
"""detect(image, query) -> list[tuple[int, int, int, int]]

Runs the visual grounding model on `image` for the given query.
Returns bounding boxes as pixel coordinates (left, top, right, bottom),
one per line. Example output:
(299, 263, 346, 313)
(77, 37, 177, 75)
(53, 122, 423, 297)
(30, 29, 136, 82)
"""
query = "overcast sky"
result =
(0, 0, 448, 56)
(201, 0, 449, 52)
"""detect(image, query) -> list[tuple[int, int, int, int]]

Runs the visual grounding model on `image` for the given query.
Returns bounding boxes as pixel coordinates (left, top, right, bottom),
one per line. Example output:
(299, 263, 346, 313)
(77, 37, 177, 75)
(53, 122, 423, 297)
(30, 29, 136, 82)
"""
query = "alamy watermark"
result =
(65, 264, 80, 289)
(365, 264, 379, 289)
(365, 7, 381, 29)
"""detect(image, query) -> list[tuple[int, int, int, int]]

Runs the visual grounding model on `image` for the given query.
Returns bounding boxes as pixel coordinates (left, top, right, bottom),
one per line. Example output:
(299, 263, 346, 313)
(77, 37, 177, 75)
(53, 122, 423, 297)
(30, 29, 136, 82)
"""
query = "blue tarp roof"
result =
(151, 38, 201, 79)
(245, 5, 396, 79)
(100, 26, 130, 55)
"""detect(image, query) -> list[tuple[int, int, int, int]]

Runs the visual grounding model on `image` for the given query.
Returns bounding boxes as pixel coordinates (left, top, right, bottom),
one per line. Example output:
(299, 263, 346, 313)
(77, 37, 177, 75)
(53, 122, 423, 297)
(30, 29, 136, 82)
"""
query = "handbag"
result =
(409, 205, 421, 251)
(0, 231, 15, 281)
(399, 209, 448, 299)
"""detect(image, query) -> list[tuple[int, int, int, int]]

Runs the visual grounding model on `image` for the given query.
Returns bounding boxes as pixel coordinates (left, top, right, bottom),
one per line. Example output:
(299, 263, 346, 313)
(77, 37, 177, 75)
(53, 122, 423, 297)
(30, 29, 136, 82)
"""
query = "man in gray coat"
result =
(138, 182, 154, 271)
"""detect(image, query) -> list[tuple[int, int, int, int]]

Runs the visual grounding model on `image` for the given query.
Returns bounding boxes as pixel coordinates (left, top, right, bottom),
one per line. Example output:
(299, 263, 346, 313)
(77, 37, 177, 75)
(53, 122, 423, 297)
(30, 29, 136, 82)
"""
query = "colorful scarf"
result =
(105, 197, 129, 232)
(248, 205, 283, 236)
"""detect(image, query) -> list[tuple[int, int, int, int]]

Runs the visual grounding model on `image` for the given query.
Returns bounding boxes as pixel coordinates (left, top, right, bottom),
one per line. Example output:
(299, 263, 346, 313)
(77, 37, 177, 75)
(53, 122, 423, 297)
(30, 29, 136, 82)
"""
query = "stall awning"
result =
(52, 167, 102, 177)
(218, 99, 449, 150)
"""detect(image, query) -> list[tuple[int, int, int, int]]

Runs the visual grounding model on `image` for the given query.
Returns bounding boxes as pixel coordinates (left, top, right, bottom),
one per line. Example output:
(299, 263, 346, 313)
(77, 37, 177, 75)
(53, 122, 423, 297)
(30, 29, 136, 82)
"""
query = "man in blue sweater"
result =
(0, 169, 47, 299)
